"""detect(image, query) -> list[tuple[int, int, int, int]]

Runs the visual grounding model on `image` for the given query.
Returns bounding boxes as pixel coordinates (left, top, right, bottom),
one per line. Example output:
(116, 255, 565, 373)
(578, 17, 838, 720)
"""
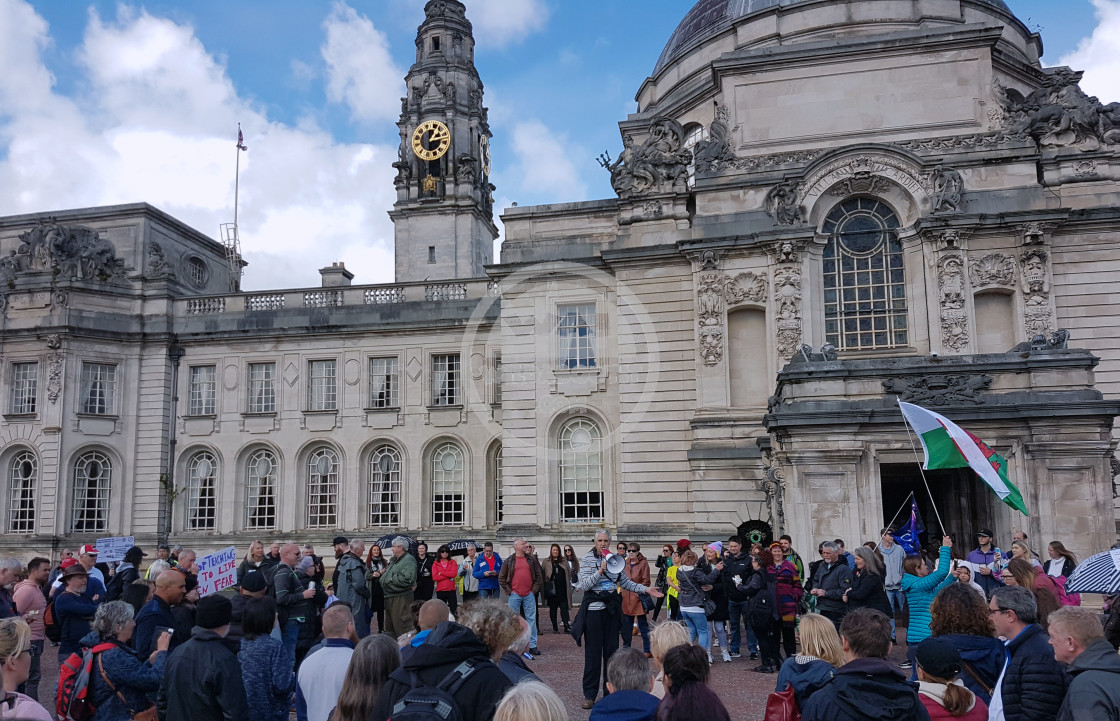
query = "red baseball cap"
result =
(60, 558, 79, 569)
(78, 544, 99, 556)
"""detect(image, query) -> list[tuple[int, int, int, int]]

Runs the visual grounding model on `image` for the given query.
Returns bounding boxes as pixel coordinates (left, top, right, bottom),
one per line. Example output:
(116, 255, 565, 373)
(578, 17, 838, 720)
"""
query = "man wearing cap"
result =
(329, 536, 348, 591)
(54, 564, 100, 664)
(106, 545, 145, 601)
(965, 529, 1004, 598)
(158, 594, 249, 721)
(77, 544, 106, 587)
(913, 637, 989, 719)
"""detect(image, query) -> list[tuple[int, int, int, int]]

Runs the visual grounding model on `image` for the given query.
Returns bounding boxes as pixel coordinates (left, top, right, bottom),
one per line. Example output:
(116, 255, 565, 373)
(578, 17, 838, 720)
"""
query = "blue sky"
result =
(3, 0, 1117, 289)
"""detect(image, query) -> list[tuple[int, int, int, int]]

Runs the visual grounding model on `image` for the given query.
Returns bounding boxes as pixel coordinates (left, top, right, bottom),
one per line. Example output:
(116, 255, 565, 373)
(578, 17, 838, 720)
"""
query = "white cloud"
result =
(1058, 0, 1120, 103)
(509, 120, 587, 200)
(321, 2, 404, 124)
(469, 0, 549, 48)
(0, 1, 399, 291)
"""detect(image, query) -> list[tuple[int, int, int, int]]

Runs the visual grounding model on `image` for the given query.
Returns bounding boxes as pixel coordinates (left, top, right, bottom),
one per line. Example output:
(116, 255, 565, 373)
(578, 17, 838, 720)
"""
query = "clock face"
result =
(480, 135, 492, 176)
(412, 120, 451, 161)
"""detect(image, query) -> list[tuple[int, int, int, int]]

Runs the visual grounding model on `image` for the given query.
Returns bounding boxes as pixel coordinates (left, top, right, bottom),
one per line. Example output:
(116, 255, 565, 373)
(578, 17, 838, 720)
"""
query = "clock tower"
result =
(391, 0, 498, 283)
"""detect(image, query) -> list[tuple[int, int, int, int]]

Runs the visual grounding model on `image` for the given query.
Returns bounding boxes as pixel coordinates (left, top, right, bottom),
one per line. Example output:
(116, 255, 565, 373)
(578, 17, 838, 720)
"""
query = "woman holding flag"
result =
(900, 535, 955, 672)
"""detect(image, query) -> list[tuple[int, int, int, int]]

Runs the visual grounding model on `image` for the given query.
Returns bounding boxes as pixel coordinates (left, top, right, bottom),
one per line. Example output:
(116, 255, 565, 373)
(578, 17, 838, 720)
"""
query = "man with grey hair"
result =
(1048, 606, 1119, 721)
(988, 585, 1067, 721)
(589, 646, 658, 721)
(499, 538, 542, 656)
(335, 539, 371, 637)
(381, 536, 418, 638)
(497, 616, 541, 684)
(574, 529, 663, 709)
(808, 540, 852, 631)
(0, 557, 21, 618)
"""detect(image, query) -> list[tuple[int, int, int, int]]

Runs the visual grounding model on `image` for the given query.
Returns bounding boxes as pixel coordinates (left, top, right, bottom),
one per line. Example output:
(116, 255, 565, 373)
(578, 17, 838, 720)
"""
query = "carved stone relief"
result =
(969, 253, 1016, 288)
(145, 241, 176, 280)
(697, 271, 726, 366)
(692, 102, 736, 175)
(995, 69, 1120, 152)
(1021, 222, 1046, 245)
(929, 165, 964, 214)
(764, 181, 803, 226)
(47, 352, 64, 405)
(801, 155, 928, 213)
(601, 118, 692, 199)
(937, 254, 969, 352)
(13, 219, 126, 282)
(772, 266, 803, 361)
(1020, 247, 1054, 337)
(724, 272, 768, 305)
(882, 374, 992, 405)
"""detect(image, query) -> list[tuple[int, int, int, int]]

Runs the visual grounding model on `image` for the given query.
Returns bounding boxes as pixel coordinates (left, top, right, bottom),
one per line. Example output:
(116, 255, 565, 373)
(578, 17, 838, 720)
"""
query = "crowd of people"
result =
(0, 527, 1116, 721)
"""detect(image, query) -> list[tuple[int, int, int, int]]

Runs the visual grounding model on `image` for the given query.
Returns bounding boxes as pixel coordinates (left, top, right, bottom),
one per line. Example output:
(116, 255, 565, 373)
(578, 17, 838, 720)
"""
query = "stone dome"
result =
(653, 0, 1018, 74)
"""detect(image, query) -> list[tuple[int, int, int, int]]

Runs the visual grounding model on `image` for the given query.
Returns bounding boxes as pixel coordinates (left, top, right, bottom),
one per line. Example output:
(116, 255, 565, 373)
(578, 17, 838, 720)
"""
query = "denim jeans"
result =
(281, 618, 300, 663)
(708, 620, 728, 656)
(621, 614, 651, 653)
(479, 587, 500, 599)
(727, 600, 759, 654)
(885, 588, 905, 638)
(681, 611, 710, 651)
(508, 592, 538, 648)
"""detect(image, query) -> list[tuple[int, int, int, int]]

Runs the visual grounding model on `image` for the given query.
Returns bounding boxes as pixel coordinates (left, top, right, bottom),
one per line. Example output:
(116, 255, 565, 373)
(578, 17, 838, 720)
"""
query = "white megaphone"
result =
(604, 552, 626, 575)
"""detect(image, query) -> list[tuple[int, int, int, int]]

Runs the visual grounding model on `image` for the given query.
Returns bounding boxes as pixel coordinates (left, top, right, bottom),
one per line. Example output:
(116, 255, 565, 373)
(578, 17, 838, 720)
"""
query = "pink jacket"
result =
(12, 580, 45, 641)
(919, 683, 988, 721)
(1, 691, 52, 720)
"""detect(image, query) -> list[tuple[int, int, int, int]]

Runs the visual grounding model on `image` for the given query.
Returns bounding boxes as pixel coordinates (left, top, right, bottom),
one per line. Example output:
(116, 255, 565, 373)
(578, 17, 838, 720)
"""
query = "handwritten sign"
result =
(95, 536, 135, 563)
(195, 546, 238, 597)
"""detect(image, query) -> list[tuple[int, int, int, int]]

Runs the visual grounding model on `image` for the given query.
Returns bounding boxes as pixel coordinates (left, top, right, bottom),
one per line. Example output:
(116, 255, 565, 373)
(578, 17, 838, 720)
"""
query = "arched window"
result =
(186, 452, 217, 531)
(431, 443, 465, 526)
(822, 198, 907, 351)
(558, 418, 603, 522)
(245, 449, 277, 530)
(7, 451, 37, 533)
(492, 446, 503, 524)
(306, 448, 339, 528)
(369, 446, 402, 527)
(72, 451, 111, 532)
(682, 123, 704, 187)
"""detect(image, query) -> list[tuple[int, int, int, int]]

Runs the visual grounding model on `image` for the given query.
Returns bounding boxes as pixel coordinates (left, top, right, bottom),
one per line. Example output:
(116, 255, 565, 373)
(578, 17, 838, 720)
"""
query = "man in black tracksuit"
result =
(721, 537, 758, 659)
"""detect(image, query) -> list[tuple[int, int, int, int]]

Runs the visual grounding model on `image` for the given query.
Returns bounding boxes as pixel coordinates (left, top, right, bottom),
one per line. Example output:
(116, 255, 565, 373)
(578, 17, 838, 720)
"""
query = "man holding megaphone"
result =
(572, 529, 664, 709)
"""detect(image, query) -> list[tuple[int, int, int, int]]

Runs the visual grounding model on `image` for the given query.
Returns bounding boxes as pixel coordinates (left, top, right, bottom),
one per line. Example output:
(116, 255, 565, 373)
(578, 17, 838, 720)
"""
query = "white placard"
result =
(196, 546, 238, 597)
(95, 536, 135, 563)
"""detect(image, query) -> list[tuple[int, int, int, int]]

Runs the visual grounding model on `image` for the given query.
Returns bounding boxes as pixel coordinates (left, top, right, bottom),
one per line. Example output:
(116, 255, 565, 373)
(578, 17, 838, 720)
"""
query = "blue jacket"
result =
(900, 546, 954, 644)
(55, 590, 100, 660)
(238, 635, 295, 721)
(1000, 623, 1068, 721)
(776, 656, 836, 709)
(83, 633, 166, 721)
(472, 553, 503, 591)
(588, 689, 659, 721)
(133, 596, 177, 658)
(936, 633, 1004, 705)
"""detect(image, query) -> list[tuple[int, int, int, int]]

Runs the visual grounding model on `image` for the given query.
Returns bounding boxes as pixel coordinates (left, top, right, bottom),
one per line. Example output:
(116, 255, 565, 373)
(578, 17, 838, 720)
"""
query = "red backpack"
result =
(57, 642, 115, 721)
(42, 598, 62, 643)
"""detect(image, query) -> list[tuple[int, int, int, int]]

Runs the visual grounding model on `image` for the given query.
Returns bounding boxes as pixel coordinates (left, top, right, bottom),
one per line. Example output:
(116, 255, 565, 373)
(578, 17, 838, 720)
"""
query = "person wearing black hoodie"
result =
(802, 608, 930, 721)
(370, 620, 512, 721)
(721, 537, 758, 660)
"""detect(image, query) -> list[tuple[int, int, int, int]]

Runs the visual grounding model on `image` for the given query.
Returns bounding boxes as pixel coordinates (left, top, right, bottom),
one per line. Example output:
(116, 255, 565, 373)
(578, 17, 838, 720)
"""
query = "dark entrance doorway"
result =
(880, 463, 997, 552)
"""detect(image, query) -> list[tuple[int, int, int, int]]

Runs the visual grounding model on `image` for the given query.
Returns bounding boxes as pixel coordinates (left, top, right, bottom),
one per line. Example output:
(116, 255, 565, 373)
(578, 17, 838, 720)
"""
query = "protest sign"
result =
(196, 546, 238, 597)
(95, 536, 135, 563)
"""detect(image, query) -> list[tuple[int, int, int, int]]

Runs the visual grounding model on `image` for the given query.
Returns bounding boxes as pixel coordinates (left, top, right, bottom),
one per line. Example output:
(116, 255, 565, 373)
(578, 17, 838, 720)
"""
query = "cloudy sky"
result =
(1, 0, 1116, 290)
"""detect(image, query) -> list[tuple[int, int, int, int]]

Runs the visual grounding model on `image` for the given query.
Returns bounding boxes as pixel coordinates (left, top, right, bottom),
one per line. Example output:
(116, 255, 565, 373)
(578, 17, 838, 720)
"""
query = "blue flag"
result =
(894, 497, 925, 555)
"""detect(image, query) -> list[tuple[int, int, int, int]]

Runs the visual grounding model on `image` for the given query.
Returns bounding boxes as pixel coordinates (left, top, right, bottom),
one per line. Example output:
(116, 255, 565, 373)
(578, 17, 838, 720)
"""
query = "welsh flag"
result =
(898, 401, 1028, 516)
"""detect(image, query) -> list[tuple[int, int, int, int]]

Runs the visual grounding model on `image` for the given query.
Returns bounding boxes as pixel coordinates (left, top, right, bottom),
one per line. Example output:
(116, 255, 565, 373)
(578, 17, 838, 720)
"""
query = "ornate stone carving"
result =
(692, 102, 736, 175)
(828, 173, 890, 197)
(47, 353, 64, 404)
(14, 219, 125, 282)
(600, 118, 691, 199)
(697, 271, 726, 366)
(937, 254, 969, 352)
(1074, 160, 1098, 177)
(698, 249, 722, 271)
(930, 229, 967, 251)
(801, 155, 928, 212)
(725, 272, 767, 305)
(766, 241, 800, 265)
(1021, 222, 1046, 245)
(1020, 247, 1053, 337)
(929, 165, 964, 213)
(969, 253, 1016, 288)
(45, 334, 61, 350)
(762, 460, 786, 535)
(642, 200, 663, 218)
(145, 241, 176, 280)
(1020, 248, 1049, 294)
(1013, 329, 1071, 352)
(773, 266, 803, 360)
(455, 153, 476, 183)
(820, 343, 838, 361)
(764, 181, 803, 225)
(882, 374, 992, 405)
(893, 130, 1029, 152)
(995, 70, 1120, 152)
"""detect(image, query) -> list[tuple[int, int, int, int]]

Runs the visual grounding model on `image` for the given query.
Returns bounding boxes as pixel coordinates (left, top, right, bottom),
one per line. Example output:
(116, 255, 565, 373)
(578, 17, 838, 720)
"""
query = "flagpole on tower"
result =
(221, 125, 249, 292)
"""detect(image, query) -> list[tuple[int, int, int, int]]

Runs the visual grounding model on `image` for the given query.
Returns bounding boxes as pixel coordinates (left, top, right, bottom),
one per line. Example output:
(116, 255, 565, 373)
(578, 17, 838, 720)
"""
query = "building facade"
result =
(1, 0, 1118, 563)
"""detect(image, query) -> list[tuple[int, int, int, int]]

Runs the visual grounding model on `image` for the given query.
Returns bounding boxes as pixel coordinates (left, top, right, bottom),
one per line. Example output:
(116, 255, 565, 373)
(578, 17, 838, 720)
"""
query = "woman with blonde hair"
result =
(493, 680, 567, 721)
(649, 620, 690, 699)
(0, 618, 51, 720)
(774, 613, 843, 708)
(1001, 558, 1059, 627)
(328, 633, 401, 721)
(237, 540, 265, 585)
(1008, 541, 1042, 570)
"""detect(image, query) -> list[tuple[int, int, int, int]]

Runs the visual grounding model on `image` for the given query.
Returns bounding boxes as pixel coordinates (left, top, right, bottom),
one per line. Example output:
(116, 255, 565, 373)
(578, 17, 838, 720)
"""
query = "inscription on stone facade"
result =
(969, 253, 1016, 288)
(937, 254, 969, 352)
(801, 155, 927, 212)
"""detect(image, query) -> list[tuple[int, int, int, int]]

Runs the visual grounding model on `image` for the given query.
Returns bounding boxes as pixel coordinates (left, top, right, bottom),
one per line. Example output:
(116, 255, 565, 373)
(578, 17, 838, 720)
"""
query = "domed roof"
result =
(654, 0, 1016, 74)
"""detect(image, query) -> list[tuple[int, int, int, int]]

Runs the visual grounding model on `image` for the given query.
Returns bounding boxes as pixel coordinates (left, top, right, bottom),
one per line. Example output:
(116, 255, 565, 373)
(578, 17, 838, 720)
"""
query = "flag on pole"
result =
(893, 494, 925, 554)
(898, 401, 1028, 516)
(237, 125, 248, 151)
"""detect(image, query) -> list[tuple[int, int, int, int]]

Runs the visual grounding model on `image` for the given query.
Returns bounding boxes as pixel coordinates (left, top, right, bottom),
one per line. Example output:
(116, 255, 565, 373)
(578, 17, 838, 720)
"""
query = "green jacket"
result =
(381, 552, 417, 598)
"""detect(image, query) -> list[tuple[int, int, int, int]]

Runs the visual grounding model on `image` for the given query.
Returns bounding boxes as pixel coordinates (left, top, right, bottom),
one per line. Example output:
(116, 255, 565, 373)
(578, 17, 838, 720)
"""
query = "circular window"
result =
(254, 455, 273, 478)
(569, 427, 593, 451)
(185, 257, 208, 288)
(315, 455, 333, 476)
(441, 453, 458, 472)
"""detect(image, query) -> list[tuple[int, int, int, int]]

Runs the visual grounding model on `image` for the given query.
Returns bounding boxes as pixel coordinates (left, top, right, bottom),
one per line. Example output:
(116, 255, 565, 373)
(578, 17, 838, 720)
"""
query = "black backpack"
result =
(389, 660, 480, 721)
(749, 573, 777, 627)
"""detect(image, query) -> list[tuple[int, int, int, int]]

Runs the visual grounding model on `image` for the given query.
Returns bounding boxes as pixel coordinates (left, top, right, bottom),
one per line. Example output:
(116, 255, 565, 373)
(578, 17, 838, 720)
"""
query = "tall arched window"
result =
(822, 198, 907, 351)
(492, 446, 503, 524)
(245, 449, 277, 530)
(369, 446, 402, 527)
(558, 418, 603, 522)
(72, 451, 111, 532)
(306, 447, 339, 528)
(186, 452, 217, 531)
(431, 443, 465, 526)
(8, 451, 37, 533)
